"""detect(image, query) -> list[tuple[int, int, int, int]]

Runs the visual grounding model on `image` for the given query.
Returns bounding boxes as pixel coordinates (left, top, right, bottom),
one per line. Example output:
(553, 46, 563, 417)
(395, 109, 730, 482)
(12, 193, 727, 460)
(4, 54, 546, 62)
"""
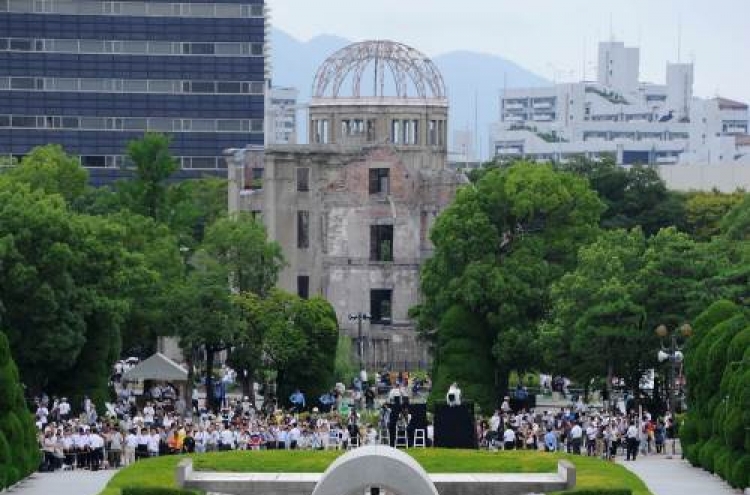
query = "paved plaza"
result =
(618, 455, 741, 495)
(5, 469, 116, 495)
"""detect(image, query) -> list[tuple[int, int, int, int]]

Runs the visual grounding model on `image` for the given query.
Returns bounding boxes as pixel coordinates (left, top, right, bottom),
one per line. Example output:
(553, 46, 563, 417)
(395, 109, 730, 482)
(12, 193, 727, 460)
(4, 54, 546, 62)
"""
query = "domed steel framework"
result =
(312, 40, 446, 100)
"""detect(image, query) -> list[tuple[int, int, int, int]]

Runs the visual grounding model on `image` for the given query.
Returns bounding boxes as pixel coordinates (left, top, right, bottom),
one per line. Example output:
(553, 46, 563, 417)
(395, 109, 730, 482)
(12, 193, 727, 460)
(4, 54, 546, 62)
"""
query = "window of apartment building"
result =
(370, 225, 393, 262)
(368, 168, 389, 195)
(297, 275, 310, 300)
(296, 167, 310, 192)
(370, 289, 392, 324)
(297, 210, 309, 249)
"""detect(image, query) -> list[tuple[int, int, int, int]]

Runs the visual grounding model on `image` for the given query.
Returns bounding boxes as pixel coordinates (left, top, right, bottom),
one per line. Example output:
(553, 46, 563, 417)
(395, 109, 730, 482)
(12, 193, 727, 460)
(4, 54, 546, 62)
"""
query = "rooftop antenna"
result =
(609, 13, 615, 42)
(677, 16, 682, 63)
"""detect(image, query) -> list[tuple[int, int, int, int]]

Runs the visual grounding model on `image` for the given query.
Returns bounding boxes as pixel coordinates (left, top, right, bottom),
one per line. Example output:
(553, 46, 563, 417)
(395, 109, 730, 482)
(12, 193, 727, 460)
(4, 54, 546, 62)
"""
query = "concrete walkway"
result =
(618, 455, 741, 495)
(5, 470, 117, 495)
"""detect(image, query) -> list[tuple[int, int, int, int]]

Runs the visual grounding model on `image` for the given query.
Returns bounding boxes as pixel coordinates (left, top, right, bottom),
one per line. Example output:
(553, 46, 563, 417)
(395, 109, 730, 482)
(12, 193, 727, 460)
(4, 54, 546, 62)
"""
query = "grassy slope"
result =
(101, 449, 652, 495)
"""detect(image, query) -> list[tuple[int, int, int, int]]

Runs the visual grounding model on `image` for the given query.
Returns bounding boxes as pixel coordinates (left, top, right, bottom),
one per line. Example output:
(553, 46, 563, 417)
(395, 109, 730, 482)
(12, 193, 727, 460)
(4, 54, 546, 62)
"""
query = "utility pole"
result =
(348, 312, 372, 370)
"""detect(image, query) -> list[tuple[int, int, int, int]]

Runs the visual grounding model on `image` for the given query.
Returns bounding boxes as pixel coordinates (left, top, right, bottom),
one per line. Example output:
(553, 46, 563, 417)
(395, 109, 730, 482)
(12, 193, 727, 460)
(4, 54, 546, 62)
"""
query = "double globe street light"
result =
(655, 323, 692, 415)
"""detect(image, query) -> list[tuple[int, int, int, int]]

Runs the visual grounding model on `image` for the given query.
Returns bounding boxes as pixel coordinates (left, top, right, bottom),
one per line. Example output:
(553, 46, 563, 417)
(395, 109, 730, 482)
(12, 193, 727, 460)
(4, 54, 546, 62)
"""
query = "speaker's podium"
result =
(434, 401, 477, 449)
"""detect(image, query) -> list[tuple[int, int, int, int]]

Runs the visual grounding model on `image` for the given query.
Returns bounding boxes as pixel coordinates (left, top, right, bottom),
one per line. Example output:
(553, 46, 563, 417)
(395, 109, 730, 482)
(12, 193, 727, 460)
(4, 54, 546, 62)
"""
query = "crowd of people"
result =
(33, 368, 430, 472)
(478, 396, 679, 461)
(32, 368, 677, 473)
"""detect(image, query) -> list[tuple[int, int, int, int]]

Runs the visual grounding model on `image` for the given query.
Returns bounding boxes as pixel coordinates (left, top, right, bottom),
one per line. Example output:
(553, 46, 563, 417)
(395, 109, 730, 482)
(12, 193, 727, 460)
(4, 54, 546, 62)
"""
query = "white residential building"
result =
(489, 41, 749, 166)
(265, 86, 299, 145)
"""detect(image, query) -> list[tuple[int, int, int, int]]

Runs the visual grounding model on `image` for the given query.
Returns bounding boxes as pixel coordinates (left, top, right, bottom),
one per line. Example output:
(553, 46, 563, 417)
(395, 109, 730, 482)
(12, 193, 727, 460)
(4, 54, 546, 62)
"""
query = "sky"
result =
(267, 0, 750, 104)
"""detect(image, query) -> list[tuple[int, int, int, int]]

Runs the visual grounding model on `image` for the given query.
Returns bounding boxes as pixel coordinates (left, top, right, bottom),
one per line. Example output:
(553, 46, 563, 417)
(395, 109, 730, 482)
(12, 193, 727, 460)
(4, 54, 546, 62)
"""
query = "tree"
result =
(257, 290, 339, 407)
(0, 181, 137, 406)
(544, 229, 648, 398)
(681, 300, 750, 488)
(108, 211, 184, 357)
(558, 157, 686, 235)
(683, 190, 745, 241)
(417, 162, 604, 404)
(201, 213, 285, 295)
(168, 266, 242, 413)
(3, 145, 88, 204)
(428, 305, 496, 413)
(165, 178, 228, 246)
(721, 193, 750, 241)
(0, 331, 40, 488)
(121, 133, 178, 220)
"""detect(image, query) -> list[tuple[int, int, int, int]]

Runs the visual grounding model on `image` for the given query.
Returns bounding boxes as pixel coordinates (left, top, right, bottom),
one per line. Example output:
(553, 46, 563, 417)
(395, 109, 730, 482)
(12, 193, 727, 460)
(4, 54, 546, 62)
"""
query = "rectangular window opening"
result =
(297, 210, 310, 249)
(296, 167, 310, 192)
(370, 225, 394, 262)
(368, 168, 390, 195)
(370, 289, 393, 325)
(297, 276, 310, 300)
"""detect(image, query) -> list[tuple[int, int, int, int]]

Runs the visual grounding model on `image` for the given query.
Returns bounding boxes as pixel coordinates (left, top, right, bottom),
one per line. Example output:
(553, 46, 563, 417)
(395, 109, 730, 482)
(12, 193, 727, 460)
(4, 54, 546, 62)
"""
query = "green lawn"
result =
(100, 449, 652, 495)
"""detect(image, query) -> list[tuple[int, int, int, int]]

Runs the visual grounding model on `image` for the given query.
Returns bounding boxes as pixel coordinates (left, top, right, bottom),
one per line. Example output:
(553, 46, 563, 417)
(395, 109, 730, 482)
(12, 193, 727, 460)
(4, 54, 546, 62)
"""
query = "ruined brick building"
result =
(227, 40, 464, 370)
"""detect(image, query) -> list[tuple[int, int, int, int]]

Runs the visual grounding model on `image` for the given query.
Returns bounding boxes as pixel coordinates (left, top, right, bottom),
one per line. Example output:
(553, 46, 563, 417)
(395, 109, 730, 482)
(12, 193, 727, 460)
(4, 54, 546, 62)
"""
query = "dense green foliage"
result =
(418, 162, 604, 406)
(421, 157, 749, 412)
(0, 331, 39, 489)
(0, 139, 336, 416)
(681, 300, 750, 489)
(99, 450, 652, 495)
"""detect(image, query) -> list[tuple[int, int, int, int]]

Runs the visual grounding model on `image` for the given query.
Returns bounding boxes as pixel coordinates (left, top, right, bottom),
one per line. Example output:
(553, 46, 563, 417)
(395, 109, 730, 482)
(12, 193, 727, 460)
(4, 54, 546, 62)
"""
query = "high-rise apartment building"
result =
(0, 0, 267, 184)
(266, 86, 298, 145)
(490, 40, 749, 167)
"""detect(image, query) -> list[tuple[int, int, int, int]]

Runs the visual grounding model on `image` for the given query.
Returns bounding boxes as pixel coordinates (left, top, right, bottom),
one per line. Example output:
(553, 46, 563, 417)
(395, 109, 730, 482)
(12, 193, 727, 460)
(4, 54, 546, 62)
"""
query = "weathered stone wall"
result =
(227, 101, 464, 371)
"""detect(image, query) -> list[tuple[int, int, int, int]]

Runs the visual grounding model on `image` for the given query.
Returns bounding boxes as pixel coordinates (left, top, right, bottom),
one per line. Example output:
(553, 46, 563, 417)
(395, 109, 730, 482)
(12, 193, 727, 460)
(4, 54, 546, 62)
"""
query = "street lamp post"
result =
(655, 323, 692, 416)
(348, 312, 371, 371)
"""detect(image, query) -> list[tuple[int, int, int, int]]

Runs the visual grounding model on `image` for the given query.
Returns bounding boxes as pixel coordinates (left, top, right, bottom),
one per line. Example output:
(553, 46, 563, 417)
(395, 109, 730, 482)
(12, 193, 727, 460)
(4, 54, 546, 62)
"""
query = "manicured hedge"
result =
(0, 331, 40, 490)
(122, 487, 199, 495)
(681, 300, 750, 490)
(557, 490, 632, 495)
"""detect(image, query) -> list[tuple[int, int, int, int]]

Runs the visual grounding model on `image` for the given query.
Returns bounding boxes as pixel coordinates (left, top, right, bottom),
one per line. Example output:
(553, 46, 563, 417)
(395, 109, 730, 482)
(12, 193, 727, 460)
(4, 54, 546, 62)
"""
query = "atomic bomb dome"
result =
(308, 40, 449, 147)
(312, 40, 447, 102)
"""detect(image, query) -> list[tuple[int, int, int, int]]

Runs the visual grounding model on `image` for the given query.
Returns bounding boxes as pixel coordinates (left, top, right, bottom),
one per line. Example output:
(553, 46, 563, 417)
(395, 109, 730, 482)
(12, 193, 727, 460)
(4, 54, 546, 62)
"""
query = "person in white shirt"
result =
(123, 429, 138, 466)
(143, 403, 155, 428)
(288, 425, 301, 450)
(502, 426, 516, 450)
(570, 422, 583, 455)
(194, 427, 208, 454)
(147, 429, 160, 457)
(489, 410, 501, 432)
(625, 422, 639, 461)
(219, 425, 235, 451)
(88, 429, 104, 470)
(58, 398, 71, 421)
(446, 382, 462, 407)
(36, 404, 49, 427)
(586, 423, 598, 456)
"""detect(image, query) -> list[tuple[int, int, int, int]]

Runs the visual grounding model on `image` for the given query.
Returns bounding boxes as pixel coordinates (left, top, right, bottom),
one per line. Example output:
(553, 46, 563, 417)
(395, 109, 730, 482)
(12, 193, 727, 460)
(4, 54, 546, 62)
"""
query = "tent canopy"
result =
(122, 352, 188, 382)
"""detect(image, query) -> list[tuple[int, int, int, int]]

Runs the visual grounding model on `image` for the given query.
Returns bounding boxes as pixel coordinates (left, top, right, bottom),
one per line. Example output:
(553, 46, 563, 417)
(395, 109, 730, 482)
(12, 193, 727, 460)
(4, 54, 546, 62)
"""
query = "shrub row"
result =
(556, 490, 632, 495)
(122, 488, 199, 495)
(681, 300, 750, 490)
(0, 332, 40, 490)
